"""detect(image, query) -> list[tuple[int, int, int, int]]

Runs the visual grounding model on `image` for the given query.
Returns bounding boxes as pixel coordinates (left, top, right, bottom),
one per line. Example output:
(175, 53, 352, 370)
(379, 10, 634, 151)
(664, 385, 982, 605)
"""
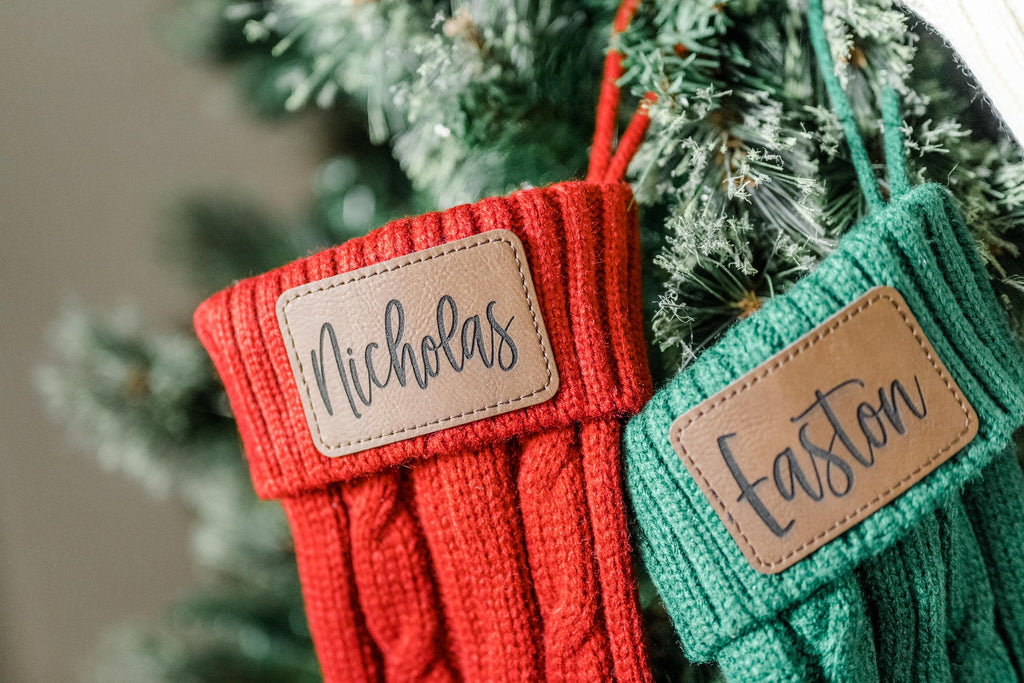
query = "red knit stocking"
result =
(341, 474, 453, 682)
(194, 3, 656, 678)
(414, 442, 544, 680)
(281, 492, 381, 681)
(518, 425, 614, 681)
(196, 181, 654, 681)
(580, 420, 652, 683)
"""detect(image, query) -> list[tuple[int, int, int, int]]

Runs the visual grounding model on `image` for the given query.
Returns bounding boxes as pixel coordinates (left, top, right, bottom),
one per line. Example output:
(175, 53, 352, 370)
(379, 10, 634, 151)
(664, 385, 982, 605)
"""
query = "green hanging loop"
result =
(882, 86, 911, 199)
(807, 0, 886, 211)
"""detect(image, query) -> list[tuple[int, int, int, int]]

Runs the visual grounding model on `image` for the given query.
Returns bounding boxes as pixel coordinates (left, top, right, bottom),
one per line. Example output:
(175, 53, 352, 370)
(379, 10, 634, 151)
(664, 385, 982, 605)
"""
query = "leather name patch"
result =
(277, 229, 559, 457)
(670, 287, 977, 574)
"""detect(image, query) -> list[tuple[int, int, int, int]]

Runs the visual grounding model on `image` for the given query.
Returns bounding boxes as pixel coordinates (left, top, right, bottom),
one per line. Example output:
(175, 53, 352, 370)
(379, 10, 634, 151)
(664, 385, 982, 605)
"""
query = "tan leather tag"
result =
(670, 287, 977, 574)
(277, 229, 559, 457)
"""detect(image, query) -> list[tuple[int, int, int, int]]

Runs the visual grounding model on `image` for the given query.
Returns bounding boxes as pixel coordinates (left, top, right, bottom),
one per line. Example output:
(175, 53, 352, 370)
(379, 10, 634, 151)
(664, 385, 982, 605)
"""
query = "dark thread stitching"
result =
(280, 233, 555, 451)
(670, 290, 973, 571)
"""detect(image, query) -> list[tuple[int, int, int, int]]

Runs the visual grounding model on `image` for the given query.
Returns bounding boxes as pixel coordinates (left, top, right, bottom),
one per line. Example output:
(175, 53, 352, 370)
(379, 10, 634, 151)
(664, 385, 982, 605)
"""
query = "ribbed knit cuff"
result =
(624, 183, 1024, 659)
(195, 180, 651, 500)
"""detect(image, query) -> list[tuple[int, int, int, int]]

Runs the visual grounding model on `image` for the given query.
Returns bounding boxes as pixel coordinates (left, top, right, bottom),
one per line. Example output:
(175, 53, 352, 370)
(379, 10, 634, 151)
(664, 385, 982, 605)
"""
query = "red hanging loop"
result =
(603, 93, 656, 183)
(587, 0, 656, 183)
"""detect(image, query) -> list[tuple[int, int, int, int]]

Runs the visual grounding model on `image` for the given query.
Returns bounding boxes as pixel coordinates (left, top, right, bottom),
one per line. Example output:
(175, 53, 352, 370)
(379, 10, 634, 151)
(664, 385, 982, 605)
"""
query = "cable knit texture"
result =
(195, 180, 654, 682)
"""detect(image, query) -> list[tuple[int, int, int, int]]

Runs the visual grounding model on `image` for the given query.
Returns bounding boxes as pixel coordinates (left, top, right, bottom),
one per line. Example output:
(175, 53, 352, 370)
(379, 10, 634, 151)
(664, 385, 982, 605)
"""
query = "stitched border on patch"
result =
(670, 289, 974, 572)
(278, 233, 556, 452)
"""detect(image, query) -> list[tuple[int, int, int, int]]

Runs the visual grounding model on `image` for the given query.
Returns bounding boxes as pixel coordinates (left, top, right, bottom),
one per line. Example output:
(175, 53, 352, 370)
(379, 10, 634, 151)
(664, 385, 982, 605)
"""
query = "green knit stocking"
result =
(715, 574, 878, 683)
(856, 494, 1017, 681)
(623, 0, 1024, 680)
(962, 447, 1024, 674)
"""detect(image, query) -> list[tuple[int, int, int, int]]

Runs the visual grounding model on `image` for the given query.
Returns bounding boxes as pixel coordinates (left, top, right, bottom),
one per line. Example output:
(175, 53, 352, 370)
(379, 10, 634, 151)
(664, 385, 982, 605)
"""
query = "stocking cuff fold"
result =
(624, 184, 1024, 658)
(195, 180, 652, 499)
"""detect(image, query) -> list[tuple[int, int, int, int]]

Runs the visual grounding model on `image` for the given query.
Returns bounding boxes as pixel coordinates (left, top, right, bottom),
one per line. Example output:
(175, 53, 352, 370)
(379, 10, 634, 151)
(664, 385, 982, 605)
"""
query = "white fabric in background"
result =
(901, 0, 1024, 147)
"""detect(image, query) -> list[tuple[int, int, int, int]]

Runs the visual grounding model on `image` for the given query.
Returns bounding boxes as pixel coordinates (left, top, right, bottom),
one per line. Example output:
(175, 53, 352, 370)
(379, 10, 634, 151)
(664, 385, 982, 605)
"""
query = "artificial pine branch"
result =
(620, 0, 1024, 377)
(38, 0, 1024, 680)
(254, 0, 613, 206)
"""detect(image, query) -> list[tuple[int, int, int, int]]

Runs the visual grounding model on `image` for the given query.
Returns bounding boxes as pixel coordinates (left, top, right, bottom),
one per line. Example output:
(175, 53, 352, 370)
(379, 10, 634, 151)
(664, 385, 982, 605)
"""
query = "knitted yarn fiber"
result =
(623, 0, 1024, 680)
(624, 182, 1024, 681)
(195, 181, 654, 682)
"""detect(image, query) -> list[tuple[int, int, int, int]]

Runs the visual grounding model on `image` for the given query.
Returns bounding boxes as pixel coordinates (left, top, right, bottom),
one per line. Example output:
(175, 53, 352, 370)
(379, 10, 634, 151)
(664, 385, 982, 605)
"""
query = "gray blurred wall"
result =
(1, 2, 322, 680)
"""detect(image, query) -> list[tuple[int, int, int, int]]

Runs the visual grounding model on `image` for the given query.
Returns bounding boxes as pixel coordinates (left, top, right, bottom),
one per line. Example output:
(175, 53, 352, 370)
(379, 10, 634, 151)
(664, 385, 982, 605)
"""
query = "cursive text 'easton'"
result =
(717, 376, 928, 537)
